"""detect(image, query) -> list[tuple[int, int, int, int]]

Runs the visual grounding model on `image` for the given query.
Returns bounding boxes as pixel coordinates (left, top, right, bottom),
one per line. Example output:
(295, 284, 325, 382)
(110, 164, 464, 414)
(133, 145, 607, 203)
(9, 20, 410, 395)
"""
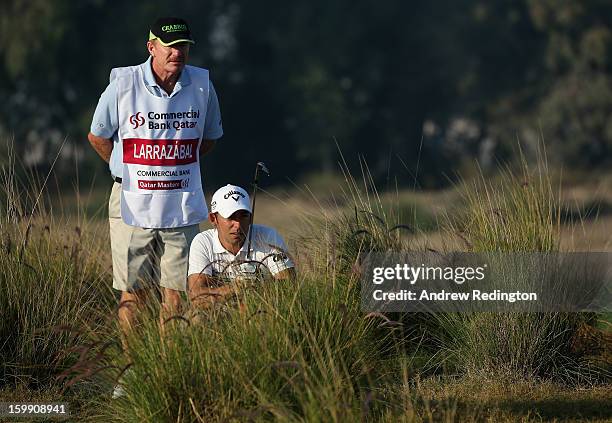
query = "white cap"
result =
(210, 184, 251, 218)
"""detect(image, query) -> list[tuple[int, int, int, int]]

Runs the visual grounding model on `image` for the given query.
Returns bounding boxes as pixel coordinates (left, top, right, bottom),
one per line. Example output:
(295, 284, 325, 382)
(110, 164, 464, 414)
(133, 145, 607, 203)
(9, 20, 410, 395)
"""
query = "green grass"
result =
(0, 152, 609, 422)
(93, 277, 398, 421)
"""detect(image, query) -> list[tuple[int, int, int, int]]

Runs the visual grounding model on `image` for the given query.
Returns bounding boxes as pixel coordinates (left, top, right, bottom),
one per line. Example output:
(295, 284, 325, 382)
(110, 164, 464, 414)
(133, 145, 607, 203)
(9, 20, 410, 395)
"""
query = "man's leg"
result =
(113, 288, 151, 399)
(117, 289, 148, 333)
(157, 225, 200, 325)
(109, 182, 158, 339)
(161, 288, 183, 326)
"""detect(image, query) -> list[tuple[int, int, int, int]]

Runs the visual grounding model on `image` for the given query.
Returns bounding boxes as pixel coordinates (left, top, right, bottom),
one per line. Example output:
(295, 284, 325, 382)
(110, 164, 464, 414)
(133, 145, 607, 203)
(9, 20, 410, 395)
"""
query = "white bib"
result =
(114, 64, 210, 228)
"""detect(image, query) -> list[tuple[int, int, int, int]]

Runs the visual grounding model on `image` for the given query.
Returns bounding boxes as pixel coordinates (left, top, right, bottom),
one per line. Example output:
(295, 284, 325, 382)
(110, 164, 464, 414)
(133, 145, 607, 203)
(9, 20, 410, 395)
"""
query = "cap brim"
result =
(149, 31, 195, 46)
(217, 206, 251, 219)
(158, 38, 195, 46)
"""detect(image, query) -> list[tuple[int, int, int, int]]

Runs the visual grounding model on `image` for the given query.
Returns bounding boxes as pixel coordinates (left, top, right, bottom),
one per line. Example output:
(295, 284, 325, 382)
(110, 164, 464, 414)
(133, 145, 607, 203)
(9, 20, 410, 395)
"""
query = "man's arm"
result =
(87, 133, 113, 163)
(199, 139, 217, 157)
(187, 273, 236, 308)
(89, 80, 118, 164)
(199, 80, 223, 157)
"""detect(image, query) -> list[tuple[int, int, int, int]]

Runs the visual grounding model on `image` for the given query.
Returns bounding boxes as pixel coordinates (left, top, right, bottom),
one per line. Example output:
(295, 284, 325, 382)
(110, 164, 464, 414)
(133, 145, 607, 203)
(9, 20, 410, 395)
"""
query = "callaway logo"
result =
(129, 112, 145, 129)
(224, 190, 245, 201)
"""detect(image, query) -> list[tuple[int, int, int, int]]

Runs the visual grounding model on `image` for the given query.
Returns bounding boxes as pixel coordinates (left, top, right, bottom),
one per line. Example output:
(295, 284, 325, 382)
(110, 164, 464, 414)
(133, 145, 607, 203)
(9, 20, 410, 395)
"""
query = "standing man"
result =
(188, 184, 295, 310)
(88, 17, 223, 333)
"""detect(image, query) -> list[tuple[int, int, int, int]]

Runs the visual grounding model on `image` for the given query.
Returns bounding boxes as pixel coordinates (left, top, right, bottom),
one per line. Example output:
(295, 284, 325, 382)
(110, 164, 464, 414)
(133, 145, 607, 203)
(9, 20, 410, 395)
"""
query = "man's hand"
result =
(187, 267, 295, 314)
(87, 132, 113, 163)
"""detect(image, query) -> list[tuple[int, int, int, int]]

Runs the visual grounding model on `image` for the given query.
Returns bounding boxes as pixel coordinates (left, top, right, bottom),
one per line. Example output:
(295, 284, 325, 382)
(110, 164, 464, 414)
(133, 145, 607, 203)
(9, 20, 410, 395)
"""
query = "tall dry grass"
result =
(68, 153, 608, 421)
(431, 151, 608, 382)
(1, 145, 608, 421)
(0, 157, 115, 390)
(85, 160, 452, 422)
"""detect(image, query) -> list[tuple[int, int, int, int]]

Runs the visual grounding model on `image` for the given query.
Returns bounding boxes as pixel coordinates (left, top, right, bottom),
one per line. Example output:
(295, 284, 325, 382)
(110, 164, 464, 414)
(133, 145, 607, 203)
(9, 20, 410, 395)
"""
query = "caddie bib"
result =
(113, 64, 210, 228)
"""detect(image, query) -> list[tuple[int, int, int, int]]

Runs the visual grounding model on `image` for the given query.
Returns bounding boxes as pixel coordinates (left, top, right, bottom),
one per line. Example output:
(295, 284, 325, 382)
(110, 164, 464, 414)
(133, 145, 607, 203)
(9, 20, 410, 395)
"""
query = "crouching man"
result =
(187, 184, 295, 310)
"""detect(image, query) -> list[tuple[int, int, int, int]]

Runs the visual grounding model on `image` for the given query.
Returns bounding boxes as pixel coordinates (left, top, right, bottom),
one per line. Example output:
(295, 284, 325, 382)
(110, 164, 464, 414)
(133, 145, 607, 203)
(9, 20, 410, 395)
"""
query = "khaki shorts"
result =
(109, 182, 200, 292)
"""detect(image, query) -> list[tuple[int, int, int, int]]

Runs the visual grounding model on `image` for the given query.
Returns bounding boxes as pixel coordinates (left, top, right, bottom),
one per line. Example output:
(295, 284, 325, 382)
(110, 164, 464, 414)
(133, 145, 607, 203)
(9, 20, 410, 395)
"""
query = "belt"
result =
(113, 176, 122, 184)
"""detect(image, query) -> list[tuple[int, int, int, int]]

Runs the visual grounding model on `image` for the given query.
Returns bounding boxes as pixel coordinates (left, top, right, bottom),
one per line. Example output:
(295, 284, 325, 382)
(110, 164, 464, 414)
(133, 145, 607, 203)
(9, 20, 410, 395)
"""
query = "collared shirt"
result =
(188, 225, 295, 279)
(90, 57, 223, 178)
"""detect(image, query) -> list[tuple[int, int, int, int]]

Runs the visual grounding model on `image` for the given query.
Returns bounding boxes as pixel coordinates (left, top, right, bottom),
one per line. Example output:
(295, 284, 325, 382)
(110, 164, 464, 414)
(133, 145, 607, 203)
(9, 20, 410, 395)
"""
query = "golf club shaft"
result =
(246, 164, 263, 259)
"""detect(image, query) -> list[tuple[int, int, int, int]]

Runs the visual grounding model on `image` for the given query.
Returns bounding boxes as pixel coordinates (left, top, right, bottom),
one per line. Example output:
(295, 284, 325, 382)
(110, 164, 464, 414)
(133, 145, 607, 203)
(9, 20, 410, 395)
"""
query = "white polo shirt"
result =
(188, 224, 294, 279)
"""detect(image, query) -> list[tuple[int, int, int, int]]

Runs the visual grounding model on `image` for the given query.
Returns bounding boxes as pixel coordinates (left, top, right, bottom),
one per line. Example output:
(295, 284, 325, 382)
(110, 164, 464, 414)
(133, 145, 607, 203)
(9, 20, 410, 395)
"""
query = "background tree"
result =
(0, 0, 610, 189)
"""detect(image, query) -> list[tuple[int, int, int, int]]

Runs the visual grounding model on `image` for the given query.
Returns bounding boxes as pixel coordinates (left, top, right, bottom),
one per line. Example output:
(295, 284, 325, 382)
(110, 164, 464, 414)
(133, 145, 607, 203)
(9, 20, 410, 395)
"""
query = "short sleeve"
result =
(260, 228, 295, 276)
(90, 80, 119, 139)
(203, 80, 223, 140)
(188, 233, 214, 276)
